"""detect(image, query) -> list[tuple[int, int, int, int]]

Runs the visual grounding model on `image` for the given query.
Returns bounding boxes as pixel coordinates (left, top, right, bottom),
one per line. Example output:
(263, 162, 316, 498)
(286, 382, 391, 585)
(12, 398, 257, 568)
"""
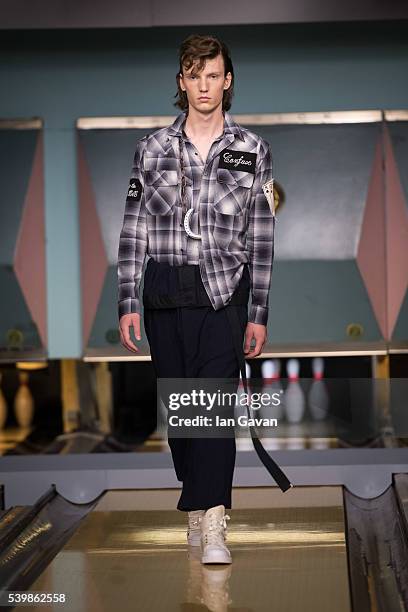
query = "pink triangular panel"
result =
(384, 126, 408, 338)
(78, 136, 107, 349)
(357, 134, 388, 339)
(14, 132, 47, 347)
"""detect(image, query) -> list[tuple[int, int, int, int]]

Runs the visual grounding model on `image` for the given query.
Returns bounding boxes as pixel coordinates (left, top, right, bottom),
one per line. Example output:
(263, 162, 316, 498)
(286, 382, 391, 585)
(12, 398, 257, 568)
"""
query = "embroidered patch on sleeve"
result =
(262, 179, 275, 216)
(127, 178, 143, 201)
(218, 149, 257, 174)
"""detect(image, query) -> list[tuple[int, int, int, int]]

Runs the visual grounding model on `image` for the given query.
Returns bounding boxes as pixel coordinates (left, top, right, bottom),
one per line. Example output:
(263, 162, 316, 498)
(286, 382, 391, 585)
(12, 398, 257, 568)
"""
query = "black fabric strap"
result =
(225, 305, 293, 493)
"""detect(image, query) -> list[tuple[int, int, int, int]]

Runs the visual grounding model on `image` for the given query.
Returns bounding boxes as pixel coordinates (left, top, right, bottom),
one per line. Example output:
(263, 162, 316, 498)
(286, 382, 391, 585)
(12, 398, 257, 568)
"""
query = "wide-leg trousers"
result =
(143, 266, 248, 512)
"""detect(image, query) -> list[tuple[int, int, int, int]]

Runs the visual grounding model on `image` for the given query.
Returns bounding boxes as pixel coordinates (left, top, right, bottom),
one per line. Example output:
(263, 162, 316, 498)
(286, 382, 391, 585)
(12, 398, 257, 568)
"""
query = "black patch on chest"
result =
(218, 149, 257, 174)
(127, 178, 143, 201)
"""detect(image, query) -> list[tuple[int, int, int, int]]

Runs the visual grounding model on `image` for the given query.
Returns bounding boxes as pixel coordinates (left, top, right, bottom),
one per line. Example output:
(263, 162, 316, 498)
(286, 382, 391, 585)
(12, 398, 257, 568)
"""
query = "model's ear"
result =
(224, 71, 232, 90)
(179, 73, 186, 91)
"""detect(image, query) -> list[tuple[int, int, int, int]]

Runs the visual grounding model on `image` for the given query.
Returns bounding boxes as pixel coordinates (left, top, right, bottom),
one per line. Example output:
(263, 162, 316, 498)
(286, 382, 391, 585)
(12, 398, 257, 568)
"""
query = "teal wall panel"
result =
(0, 22, 407, 355)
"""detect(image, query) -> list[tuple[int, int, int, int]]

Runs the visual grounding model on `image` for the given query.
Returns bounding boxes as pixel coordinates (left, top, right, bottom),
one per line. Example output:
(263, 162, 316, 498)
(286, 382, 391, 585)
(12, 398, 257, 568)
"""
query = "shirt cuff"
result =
(248, 304, 268, 326)
(118, 298, 141, 322)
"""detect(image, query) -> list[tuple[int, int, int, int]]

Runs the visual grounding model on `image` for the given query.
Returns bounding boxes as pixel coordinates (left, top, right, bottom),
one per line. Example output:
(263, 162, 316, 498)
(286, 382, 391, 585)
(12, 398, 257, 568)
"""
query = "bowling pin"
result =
(14, 371, 34, 428)
(0, 372, 8, 430)
(261, 359, 284, 420)
(308, 357, 330, 449)
(283, 359, 306, 449)
(151, 395, 169, 443)
(308, 357, 329, 421)
(283, 358, 305, 424)
(260, 359, 283, 449)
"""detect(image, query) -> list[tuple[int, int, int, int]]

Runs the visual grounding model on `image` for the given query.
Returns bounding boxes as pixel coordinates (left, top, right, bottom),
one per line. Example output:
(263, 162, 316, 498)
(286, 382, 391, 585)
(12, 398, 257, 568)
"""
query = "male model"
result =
(117, 34, 291, 565)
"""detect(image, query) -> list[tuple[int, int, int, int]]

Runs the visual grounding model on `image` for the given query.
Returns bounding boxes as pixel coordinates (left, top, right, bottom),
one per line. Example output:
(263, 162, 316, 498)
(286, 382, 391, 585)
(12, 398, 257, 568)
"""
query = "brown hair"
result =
(174, 34, 234, 111)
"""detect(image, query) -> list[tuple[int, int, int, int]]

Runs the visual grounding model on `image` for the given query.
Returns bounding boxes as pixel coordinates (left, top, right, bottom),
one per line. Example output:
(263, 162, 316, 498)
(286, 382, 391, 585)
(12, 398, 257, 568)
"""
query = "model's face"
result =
(179, 54, 232, 114)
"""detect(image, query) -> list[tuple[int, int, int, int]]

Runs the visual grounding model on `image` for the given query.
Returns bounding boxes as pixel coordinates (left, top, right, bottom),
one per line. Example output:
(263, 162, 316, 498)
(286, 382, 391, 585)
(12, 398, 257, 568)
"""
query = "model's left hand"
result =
(244, 322, 267, 358)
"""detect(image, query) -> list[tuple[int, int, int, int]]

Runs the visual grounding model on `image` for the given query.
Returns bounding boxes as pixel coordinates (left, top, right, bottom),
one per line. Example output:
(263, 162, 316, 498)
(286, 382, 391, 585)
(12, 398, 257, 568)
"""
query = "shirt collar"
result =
(167, 110, 245, 142)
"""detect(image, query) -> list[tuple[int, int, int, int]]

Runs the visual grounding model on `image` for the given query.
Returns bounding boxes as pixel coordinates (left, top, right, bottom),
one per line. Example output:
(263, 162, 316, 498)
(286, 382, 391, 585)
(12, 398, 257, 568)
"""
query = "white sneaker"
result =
(200, 505, 232, 564)
(187, 510, 205, 546)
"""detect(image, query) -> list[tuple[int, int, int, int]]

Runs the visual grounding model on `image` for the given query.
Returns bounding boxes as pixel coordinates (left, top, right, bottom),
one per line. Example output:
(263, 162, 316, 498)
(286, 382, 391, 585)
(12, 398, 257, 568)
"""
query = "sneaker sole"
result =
(201, 550, 232, 564)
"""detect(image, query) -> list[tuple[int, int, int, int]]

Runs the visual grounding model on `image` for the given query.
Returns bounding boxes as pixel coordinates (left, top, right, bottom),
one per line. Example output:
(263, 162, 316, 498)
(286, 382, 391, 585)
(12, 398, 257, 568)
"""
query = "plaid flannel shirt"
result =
(117, 111, 276, 326)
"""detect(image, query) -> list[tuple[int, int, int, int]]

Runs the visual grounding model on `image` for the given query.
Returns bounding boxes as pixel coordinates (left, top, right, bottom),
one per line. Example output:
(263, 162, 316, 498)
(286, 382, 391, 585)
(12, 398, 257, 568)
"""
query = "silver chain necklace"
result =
(178, 136, 202, 240)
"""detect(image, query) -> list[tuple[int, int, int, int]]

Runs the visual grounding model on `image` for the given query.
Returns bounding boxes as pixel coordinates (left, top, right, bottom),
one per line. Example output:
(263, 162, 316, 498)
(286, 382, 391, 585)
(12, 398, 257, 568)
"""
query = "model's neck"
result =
(184, 106, 225, 140)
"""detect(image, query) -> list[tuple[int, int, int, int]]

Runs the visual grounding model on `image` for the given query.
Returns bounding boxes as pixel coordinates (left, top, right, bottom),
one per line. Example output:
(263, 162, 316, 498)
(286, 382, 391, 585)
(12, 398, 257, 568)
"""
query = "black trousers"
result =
(143, 258, 248, 512)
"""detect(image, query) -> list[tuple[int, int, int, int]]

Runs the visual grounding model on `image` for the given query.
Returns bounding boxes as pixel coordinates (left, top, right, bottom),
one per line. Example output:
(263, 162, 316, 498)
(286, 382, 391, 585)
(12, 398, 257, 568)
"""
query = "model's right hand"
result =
(119, 313, 141, 352)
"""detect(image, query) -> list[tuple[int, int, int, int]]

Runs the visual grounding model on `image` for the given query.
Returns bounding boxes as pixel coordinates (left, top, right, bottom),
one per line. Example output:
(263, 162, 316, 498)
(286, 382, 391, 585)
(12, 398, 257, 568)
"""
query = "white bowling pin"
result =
(308, 357, 329, 421)
(150, 395, 168, 443)
(246, 362, 251, 383)
(283, 359, 305, 424)
(261, 359, 284, 420)
(14, 371, 34, 428)
(260, 359, 283, 448)
(284, 359, 306, 449)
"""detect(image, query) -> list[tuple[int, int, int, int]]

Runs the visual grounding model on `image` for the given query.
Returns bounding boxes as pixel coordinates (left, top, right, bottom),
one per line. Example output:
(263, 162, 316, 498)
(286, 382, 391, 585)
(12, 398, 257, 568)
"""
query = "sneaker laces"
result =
(188, 512, 203, 535)
(203, 513, 230, 546)
(188, 520, 201, 534)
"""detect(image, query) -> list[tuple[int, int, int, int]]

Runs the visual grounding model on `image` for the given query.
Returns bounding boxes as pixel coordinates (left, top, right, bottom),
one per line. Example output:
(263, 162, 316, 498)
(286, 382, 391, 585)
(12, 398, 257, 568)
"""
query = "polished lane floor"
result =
(29, 487, 351, 611)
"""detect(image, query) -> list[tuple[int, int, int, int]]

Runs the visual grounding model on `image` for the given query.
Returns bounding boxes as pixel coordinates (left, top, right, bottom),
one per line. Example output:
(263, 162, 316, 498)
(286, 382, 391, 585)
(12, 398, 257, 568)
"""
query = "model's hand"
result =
(119, 313, 142, 352)
(244, 322, 267, 359)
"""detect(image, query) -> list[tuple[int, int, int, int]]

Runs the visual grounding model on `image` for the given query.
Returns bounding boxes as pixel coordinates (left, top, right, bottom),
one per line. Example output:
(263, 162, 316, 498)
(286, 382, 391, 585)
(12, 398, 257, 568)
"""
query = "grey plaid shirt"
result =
(117, 111, 276, 326)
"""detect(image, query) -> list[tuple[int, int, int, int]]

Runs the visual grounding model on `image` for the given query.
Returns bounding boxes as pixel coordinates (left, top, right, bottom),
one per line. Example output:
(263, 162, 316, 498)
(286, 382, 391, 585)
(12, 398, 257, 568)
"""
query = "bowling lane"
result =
(29, 487, 351, 612)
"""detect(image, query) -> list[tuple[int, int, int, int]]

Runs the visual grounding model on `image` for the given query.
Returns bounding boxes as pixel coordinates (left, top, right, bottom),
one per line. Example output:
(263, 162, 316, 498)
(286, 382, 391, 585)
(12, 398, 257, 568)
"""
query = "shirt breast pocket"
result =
(144, 170, 179, 215)
(213, 168, 254, 250)
(214, 168, 254, 215)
